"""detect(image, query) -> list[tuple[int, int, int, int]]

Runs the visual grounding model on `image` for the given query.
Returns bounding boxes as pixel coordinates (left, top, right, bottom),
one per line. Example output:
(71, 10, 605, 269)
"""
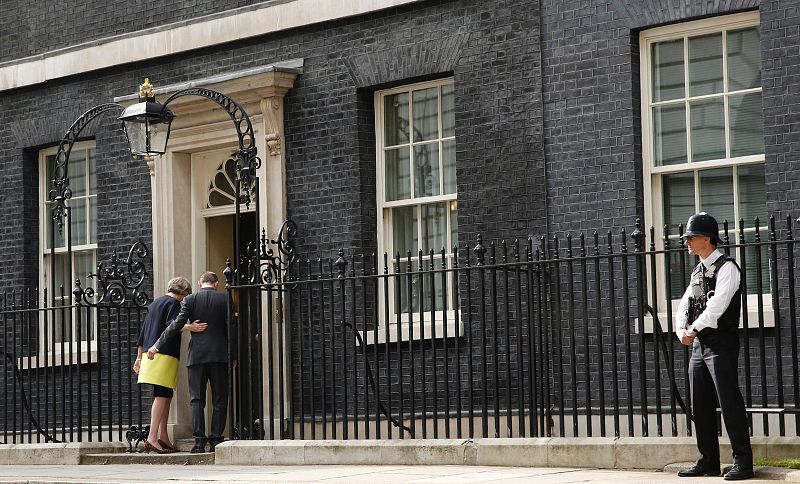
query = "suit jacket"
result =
(154, 286, 232, 366)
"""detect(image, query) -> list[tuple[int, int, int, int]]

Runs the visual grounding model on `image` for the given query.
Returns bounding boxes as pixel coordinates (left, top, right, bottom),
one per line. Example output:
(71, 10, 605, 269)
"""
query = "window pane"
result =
(690, 98, 726, 162)
(442, 139, 456, 195)
(394, 260, 420, 315)
(52, 253, 69, 294)
(663, 172, 695, 234)
(45, 154, 56, 188)
(385, 147, 411, 201)
(699, 167, 734, 227)
(224, 158, 237, 189)
(420, 256, 445, 312)
(727, 27, 761, 91)
(392, 206, 417, 256)
(88, 197, 97, 244)
(74, 251, 95, 284)
(738, 164, 767, 227)
(450, 202, 458, 249)
(88, 149, 96, 195)
(413, 142, 440, 197)
(653, 104, 687, 166)
(44, 202, 66, 249)
(421, 203, 447, 253)
(652, 39, 685, 102)
(442, 84, 455, 138)
(412, 87, 439, 142)
(668, 249, 693, 299)
(384, 93, 410, 146)
(70, 198, 88, 246)
(729, 92, 764, 157)
(209, 189, 233, 207)
(688, 33, 723, 96)
(67, 150, 86, 197)
(53, 303, 70, 343)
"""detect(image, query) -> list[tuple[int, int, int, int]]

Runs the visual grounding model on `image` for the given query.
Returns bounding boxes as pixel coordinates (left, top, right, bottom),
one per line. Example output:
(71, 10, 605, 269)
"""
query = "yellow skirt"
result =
(138, 353, 179, 389)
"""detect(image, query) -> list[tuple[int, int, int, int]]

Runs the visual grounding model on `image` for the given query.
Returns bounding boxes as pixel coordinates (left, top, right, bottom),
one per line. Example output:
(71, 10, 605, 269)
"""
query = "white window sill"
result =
(18, 348, 99, 370)
(358, 315, 464, 345)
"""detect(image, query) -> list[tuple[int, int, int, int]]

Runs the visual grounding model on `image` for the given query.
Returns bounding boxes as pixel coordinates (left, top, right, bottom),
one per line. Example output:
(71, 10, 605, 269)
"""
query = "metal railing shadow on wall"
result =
(229, 216, 799, 441)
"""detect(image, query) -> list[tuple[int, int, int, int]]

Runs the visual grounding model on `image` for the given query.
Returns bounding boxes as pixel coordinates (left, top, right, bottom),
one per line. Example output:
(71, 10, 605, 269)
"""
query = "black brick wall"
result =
(761, 0, 800, 218)
(1, 0, 799, 438)
(539, 0, 762, 236)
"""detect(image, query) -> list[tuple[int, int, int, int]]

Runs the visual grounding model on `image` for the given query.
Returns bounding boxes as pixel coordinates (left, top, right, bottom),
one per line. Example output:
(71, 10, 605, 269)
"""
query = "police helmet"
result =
(681, 212, 720, 244)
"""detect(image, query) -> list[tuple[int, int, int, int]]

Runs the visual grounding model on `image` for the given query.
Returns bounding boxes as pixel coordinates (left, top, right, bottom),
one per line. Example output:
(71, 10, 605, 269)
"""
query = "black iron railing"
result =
(229, 216, 799, 440)
(0, 243, 150, 446)
(2, 219, 798, 443)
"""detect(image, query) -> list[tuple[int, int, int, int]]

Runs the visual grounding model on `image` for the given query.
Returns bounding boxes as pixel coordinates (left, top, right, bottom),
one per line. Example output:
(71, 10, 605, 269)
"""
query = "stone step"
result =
(80, 451, 215, 465)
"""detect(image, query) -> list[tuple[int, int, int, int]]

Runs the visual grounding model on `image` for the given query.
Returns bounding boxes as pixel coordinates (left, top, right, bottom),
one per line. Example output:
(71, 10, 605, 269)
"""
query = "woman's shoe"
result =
(143, 440, 169, 454)
(158, 439, 179, 453)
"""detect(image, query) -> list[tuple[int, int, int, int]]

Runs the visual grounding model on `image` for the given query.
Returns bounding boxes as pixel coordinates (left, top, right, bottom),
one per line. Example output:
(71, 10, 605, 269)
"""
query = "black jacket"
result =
(154, 287, 233, 366)
(138, 294, 182, 359)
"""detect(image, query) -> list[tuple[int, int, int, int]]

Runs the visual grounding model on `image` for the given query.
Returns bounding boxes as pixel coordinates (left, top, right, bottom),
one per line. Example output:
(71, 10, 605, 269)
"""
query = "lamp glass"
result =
(123, 119, 148, 155)
(149, 118, 171, 155)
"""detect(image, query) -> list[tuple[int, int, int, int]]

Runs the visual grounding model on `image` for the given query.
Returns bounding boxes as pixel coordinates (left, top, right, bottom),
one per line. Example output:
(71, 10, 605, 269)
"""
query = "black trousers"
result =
(689, 330, 752, 469)
(188, 362, 229, 441)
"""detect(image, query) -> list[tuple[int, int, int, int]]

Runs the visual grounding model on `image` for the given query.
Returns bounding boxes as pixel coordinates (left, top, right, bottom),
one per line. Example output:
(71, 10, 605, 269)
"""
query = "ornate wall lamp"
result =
(119, 78, 261, 206)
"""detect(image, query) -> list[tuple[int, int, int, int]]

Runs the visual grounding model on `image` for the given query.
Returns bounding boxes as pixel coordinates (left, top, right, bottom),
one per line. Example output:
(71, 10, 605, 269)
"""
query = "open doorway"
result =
(204, 212, 257, 289)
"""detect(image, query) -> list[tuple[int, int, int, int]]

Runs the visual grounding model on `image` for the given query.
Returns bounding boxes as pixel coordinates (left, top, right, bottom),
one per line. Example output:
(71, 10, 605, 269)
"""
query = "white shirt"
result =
(675, 249, 741, 334)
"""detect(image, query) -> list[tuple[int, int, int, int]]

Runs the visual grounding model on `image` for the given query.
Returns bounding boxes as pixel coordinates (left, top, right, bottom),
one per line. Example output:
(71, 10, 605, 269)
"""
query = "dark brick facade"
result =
(1, 0, 799, 438)
(540, 0, 764, 236)
(761, 0, 800, 218)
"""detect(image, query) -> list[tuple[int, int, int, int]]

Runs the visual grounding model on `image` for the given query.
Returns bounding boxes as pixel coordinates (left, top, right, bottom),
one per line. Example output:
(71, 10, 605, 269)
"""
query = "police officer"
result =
(675, 213, 753, 481)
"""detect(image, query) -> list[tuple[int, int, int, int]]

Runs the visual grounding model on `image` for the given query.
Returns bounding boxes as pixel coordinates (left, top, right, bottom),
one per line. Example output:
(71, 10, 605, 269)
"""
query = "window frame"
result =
(36, 141, 99, 360)
(373, 78, 461, 343)
(639, 11, 773, 331)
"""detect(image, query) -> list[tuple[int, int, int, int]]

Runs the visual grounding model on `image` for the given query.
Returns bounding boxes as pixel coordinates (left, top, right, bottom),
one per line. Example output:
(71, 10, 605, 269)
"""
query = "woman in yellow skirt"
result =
(133, 277, 192, 453)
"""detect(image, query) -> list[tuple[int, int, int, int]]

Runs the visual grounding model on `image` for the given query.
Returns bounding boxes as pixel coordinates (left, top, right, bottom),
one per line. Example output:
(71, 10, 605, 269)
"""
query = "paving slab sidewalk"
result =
(0, 464, 789, 484)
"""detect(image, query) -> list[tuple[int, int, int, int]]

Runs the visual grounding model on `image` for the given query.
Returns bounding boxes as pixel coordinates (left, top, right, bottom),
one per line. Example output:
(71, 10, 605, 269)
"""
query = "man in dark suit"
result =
(147, 271, 234, 453)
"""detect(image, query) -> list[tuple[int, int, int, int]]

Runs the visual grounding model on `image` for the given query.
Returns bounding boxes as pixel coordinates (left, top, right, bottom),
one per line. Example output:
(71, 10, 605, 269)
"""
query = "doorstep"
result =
(0, 442, 125, 465)
(80, 451, 214, 465)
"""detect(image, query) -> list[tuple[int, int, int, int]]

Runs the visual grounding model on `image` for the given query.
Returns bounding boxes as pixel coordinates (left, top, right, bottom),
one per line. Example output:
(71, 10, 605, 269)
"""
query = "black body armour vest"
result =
(688, 254, 742, 333)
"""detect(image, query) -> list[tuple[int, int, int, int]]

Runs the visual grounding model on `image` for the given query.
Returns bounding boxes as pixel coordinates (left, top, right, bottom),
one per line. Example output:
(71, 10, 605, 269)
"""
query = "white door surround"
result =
(115, 64, 300, 438)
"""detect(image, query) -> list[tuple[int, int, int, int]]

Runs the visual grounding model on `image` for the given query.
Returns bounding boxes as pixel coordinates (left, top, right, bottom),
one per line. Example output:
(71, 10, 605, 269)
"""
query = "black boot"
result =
(190, 438, 207, 454)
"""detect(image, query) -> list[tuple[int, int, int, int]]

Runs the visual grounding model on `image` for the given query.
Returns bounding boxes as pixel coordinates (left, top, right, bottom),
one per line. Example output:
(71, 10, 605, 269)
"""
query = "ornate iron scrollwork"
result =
(76, 241, 150, 307)
(161, 88, 261, 207)
(50, 103, 123, 231)
(240, 220, 298, 286)
(125, 424, 150, 453)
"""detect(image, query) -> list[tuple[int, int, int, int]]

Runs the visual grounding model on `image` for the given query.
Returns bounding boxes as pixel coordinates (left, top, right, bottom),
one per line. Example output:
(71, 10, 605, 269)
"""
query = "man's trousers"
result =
(689, 330, 752, 469)
(188, 362, 229, 442)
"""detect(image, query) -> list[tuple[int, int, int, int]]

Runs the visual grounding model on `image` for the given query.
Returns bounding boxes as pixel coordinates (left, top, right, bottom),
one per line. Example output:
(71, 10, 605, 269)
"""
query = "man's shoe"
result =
(190, 440, 206, 454)
(209, 438, 224, 452)
(724, 464, 754, 481)
(678, 464, 721, 477)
